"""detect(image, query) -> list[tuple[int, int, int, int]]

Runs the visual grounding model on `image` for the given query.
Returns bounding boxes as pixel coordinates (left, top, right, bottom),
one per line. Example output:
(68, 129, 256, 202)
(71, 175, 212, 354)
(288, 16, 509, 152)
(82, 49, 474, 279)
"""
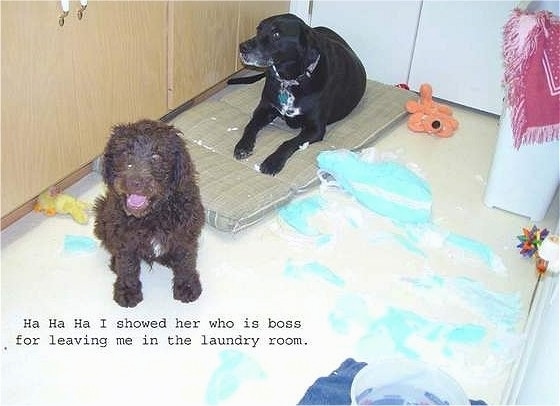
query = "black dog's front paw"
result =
(173, 276, 202, 303)
(259, 153, 285, 176)
(234, 138, 254, 160)
(113, 280, 143, 308)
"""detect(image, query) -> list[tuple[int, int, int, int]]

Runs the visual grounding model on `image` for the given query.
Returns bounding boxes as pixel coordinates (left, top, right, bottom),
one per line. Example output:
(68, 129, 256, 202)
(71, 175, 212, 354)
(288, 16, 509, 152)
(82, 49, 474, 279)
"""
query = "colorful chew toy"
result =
(405, 83, 459, 137)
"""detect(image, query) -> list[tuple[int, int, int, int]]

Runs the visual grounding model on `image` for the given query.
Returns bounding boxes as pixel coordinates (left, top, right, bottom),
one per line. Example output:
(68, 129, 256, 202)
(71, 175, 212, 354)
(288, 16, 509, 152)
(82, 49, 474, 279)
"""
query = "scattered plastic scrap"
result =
(445, 233, 506, 274)
(63, 235, 97, 255)
(277, 150, 506, 276)
(403, 223, 448, 249)
(401, 275, 522, 330)
(329, 294, 487, 360)
(277, 195, 331, 243)
(449, 277, 521, 329)
(366, 307, 486, 359)
(329, 293, 372, 335)
(285, 260, 345, 287)
(392, 233, 426, 257)
(193, 139, 216, 152)
(402, 224, 506, 274)
(441, 324, 487, 357)
(206, 350, 266, 405)
(317, 149, 432, 224)
(299, 141, 310, 150)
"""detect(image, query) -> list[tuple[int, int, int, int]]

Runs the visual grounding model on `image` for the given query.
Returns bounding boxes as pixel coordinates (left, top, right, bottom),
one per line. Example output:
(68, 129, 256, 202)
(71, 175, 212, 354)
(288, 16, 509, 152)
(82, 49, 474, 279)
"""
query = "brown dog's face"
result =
(102, 120, 189, 218)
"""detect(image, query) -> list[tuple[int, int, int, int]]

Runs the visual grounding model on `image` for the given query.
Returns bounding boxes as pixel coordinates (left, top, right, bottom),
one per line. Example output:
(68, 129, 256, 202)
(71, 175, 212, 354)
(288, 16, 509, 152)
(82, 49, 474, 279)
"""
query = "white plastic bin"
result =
(484, 107, 559, 221)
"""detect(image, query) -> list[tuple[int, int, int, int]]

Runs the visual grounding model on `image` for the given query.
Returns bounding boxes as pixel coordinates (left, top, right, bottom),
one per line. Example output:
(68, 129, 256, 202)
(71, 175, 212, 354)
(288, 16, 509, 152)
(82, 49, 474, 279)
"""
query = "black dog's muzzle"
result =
(239, 39, 272, 68)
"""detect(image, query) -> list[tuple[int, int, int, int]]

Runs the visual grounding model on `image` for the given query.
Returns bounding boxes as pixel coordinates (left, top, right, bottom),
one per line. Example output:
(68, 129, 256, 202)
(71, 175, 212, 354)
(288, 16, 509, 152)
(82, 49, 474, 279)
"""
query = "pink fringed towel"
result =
(503, 8, 560, 149)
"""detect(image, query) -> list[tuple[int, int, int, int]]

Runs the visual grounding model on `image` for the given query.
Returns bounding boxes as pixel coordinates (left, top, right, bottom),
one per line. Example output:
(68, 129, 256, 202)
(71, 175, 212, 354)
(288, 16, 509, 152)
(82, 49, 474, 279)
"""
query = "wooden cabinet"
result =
(1, 0, 289, 223)
(168, 1, 289, 109)
(168, 1, 239, 110)
(1, 1, 167, 218)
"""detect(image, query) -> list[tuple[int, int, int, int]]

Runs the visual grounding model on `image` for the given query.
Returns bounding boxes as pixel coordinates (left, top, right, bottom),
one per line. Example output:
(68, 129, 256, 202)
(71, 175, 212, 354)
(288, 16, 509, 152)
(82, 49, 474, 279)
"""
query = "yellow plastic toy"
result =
(34, 187, 89, 224)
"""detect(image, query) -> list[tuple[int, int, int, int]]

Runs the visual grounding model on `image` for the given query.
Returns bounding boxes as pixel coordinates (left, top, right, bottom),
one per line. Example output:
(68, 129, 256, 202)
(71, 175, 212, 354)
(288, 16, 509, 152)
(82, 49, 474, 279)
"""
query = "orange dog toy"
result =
(405, 83, 458, 137)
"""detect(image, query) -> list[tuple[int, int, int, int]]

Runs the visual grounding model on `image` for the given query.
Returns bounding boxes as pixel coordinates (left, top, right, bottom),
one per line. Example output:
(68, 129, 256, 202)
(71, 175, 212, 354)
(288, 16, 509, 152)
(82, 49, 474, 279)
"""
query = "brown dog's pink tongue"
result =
(127, 194, 148, 209)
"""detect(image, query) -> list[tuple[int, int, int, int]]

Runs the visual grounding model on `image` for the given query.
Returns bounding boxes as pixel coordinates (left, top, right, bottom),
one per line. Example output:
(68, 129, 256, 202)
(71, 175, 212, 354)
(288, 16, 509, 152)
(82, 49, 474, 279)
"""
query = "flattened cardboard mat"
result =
(170, 80, 413, 232)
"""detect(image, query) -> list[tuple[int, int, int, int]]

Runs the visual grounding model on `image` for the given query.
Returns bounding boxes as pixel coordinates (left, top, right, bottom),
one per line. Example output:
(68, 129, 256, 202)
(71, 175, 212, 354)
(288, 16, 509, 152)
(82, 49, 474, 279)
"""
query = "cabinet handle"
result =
(77, 0, 88, 20)
(58, 0, 70, 26)
(58, 10, 69, 26)
(58, 0, 88, 26)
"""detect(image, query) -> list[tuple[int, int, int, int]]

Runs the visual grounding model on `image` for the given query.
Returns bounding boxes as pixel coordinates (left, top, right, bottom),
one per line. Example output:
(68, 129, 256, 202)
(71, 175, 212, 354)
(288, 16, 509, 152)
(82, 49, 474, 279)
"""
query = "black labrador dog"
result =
(233, 13, 367, 175)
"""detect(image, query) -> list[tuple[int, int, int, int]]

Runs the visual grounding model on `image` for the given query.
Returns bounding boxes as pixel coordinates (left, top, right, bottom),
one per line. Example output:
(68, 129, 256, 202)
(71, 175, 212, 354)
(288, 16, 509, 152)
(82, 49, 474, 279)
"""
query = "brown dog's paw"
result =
(113, 281, 143, 308)
(173, 277, 202, 303)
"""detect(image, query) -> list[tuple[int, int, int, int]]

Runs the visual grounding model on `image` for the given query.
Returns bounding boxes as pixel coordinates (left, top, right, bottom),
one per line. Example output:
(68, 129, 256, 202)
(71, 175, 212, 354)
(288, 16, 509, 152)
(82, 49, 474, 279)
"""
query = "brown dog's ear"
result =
(101, 125, 122, 186)
(101, 150, 113, 185)
(172, 133, 193, 191)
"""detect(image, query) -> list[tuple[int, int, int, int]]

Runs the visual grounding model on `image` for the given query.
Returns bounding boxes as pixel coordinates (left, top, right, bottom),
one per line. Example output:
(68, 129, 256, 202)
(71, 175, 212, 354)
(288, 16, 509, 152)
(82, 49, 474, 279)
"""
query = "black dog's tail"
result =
(227, 73, 266, 85)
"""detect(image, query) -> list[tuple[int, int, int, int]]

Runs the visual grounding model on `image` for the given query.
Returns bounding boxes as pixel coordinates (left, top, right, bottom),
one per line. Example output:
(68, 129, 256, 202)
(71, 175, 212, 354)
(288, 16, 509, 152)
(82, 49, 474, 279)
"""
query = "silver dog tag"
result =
(278, 88, 301, 117)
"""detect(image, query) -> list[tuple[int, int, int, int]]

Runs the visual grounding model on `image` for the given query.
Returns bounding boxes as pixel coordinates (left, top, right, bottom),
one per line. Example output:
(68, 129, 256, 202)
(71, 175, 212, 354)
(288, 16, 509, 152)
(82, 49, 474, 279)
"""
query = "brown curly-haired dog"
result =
(94, 119, 204, 308)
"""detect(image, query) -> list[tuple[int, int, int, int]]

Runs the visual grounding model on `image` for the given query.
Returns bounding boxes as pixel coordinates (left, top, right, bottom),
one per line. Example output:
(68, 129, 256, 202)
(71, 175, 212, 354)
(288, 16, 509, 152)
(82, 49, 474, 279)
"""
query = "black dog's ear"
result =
(299, 27, 320, 70)
(304, 46, 320, 69)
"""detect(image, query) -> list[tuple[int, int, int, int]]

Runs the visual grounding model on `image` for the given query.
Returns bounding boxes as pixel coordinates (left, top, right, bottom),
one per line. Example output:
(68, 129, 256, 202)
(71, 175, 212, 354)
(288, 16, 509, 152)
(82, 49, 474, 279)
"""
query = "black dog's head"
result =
(102, 120, 193, 218)
(239, 13, 319, 80)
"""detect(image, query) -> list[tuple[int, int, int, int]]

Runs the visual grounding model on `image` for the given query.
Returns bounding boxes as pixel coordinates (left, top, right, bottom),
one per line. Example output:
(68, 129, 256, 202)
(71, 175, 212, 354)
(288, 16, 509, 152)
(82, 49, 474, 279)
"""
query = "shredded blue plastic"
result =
(285, 260, 345, 287)
(205, 350, 265, 405)
(278, 195, 328, 236)
(317, 150, 432, 224)
(329, 295, 487, 359)
(63, 235, 97, 254)
(446, 233, 505, 272)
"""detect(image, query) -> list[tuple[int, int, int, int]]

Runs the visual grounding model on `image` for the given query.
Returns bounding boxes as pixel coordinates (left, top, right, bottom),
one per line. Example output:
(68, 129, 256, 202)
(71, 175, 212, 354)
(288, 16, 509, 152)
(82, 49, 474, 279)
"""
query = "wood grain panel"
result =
(169, 1, 239, 109)
(72, 2, 168, 160)
(1, 1, 167, 217)
(1, 2, 79, 216)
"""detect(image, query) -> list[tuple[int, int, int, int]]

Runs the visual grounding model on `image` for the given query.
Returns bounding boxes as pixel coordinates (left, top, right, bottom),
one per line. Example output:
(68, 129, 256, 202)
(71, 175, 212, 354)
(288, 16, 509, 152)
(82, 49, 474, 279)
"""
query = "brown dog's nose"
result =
(125, 175, 145, 191)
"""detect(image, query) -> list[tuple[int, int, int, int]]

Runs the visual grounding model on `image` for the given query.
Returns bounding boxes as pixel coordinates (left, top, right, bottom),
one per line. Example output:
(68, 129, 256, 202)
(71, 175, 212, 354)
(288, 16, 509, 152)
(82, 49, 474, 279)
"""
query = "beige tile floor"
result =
(2, 98, 558, 405)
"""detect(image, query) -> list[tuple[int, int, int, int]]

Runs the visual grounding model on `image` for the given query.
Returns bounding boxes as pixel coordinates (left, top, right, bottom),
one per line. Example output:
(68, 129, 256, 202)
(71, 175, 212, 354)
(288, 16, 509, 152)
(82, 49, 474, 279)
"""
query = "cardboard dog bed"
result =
(170, 80, 413, 233)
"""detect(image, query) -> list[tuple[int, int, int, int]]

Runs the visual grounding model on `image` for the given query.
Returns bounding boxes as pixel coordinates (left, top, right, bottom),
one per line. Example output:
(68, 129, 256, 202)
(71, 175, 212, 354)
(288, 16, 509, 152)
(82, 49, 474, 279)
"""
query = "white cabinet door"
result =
(408, 1, 517, 114)
(310, 1, 422, 86)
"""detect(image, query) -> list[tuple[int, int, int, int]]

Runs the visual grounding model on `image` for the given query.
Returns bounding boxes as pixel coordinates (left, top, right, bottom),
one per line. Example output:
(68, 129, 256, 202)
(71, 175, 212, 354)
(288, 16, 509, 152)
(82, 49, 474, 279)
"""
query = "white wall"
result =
(292, 0, 515, 114)
(514, 2, 560, 396)
(309, 1, 422, 87)
(407, 1, 516, 114)
(289, 0, 310, 22)
(516, 280, 559, 405)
